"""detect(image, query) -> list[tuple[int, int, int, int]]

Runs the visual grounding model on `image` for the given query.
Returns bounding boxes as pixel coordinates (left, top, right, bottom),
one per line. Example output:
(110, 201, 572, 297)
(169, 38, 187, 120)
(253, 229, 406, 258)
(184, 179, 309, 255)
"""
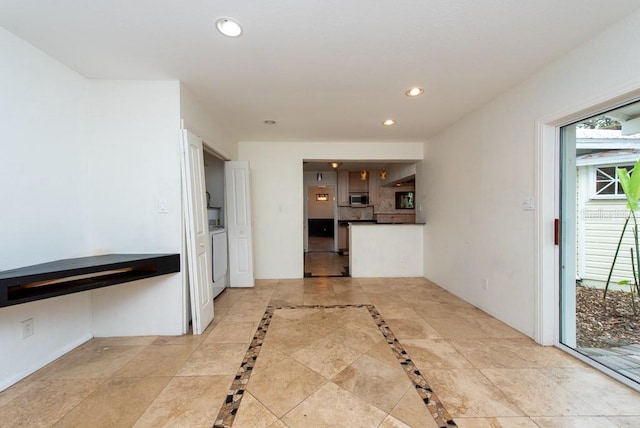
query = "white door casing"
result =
(225, 161, 255, 287)
(181, 129, 214, 334)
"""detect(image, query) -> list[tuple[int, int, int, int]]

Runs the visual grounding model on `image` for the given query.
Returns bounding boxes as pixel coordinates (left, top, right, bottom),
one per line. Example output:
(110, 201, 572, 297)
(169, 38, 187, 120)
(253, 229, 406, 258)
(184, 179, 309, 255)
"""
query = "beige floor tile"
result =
(6, 276, 640, 428)
(368, 293, 411, 307)
(29, 343, 145, 380)
(176, 343, 248, 376)
(263, 313, 334, 355)
(480, 368, 599, 416)
(88, 336, 158, 347)
(367, 338, 402, 367)
(380, 415, 413, 427)
(0, 379, 37, 407)
(303, 277, 337, 293)
(453, 417, 539, 427)
(401, 338, 474, 369)
(281, 383, 387, 428)
(252, 342, 288, 375)
(606, 416, 640, 427)
(390, 387, 440, 428)
(331, 281, 364, 294)
(269, 296, 304, 306)
(219, 307, 267, 323)
(152, 333, 205, 347)
(334, 291, 371, 304)
(421, 316, 492, 339)
(247, 357, 327, 417)
(333, 354, 412, 413)
(424, 369, 525, 417)
(133, 375, 233, 427)
(214, 289, 244, 307)
(531, 416, 619, 427)
(292, 336, 363, 378)
(540, 367, 640, 415)
(0, 379, 103, 428)
(303, 293, 338, 305)
(114, 344, 197, 377)
(53, 377, 170, 428)
(449, 338, 581, 369)
(376, 306, 423, 320)
(203, 321, 257, 344)
(232, 391, 279, 428)
(386, 317, 442, 339)
(328, 321, 383, 354)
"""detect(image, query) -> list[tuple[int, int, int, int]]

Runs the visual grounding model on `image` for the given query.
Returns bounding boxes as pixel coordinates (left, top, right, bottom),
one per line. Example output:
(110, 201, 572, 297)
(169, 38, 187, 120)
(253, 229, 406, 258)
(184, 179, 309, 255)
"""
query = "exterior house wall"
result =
(577, 165, 637, 288)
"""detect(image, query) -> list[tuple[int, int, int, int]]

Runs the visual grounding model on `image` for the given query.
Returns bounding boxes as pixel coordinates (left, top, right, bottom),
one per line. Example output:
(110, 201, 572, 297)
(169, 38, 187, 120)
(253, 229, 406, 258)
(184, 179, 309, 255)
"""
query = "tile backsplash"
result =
(377, 185, 416, 213)
(337, 206, 374, 220)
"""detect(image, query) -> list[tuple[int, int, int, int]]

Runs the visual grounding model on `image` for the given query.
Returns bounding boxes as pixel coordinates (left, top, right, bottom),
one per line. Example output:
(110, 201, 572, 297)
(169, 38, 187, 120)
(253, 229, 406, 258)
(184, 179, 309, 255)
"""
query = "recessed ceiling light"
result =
(264, 120, 276, 125)
(405, 87, 424, 97)
(383, 119, 396, 126)
(216, 17, 242, 37)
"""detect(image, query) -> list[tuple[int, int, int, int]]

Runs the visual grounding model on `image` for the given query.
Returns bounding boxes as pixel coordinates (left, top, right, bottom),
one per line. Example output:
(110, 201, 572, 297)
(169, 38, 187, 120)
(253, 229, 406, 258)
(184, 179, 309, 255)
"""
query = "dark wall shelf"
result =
(0, 254, 180, 308)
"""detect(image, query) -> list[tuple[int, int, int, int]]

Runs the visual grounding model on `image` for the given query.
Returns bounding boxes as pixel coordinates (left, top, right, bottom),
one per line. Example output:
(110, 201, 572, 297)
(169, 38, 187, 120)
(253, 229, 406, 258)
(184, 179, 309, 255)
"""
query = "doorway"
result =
(559, 99, 640, 386)
(304, 182, 349, 277)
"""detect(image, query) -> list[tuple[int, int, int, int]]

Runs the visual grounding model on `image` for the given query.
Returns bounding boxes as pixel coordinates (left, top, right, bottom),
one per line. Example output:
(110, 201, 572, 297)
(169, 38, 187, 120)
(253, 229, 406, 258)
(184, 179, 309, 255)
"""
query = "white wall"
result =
(307, 186, 335, 218)
(238, 141, 423, 278)
(204, 151, 225, 209)
(0, 28, 93, 390)
(350, 225, 423, 277)
(87, 81, 184, 336)
(421, 10, 640, 339)
(180, 83, 237, 160)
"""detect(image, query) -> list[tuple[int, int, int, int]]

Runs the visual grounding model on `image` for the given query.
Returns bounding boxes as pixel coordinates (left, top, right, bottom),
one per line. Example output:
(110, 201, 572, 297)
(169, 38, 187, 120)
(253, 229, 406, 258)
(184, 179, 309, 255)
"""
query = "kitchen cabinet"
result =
(348, 171, 367, 193)
(375, 214, 416, 224)
(368, 170, 379, 205)
(338, 223, 348, 250)
(337, 171, 349, 206)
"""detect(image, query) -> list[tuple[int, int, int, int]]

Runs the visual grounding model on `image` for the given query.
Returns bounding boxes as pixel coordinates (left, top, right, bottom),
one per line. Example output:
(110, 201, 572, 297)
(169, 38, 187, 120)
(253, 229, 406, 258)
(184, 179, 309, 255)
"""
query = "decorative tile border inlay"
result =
(213, 304, 457, 428)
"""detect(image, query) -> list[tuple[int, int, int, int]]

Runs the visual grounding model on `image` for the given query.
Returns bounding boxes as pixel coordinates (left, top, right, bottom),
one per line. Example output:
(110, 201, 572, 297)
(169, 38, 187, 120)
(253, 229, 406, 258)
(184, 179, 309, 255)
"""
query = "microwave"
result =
(349, 194, 369, 205)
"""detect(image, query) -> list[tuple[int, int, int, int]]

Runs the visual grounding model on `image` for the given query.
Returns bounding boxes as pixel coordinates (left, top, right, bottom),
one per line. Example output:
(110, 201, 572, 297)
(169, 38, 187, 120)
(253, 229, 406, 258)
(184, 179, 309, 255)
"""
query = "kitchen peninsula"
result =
(349, 223, 424, 277)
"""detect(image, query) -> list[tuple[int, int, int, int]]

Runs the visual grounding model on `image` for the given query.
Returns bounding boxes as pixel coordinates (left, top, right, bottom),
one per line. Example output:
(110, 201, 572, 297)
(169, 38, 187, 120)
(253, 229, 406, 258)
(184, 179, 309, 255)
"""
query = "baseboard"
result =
(0, 333, 93, 392)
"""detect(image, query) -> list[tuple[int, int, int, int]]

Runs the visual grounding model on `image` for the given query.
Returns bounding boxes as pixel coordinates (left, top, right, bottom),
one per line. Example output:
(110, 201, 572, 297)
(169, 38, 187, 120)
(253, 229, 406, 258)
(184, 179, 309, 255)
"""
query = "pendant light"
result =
(360, 169, 368, 180)
(316, 172, 323, 182)
(380, 169, 387, 180)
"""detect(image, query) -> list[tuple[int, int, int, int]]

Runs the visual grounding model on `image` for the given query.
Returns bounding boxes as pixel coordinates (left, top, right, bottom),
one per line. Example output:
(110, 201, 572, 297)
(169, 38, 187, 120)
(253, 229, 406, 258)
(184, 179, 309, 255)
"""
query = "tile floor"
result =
(2, 277, 640, 427)
(305, 237, 348, 277)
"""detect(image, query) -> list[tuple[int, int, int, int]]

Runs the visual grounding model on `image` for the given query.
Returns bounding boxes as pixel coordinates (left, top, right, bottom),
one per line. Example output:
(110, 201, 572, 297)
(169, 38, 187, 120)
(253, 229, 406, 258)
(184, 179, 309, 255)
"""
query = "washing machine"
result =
(210, 227, 228, 298)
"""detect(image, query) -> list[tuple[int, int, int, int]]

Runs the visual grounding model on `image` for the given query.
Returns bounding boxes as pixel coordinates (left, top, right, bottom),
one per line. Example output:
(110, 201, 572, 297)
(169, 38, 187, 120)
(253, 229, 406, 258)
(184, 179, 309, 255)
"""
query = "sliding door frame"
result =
(535, 86, 640, 392)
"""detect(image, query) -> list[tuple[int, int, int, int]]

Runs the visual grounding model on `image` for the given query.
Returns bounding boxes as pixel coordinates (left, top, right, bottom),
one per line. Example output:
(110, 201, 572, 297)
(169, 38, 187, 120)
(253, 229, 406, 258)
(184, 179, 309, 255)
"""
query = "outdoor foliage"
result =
(605, 158, 640, 314)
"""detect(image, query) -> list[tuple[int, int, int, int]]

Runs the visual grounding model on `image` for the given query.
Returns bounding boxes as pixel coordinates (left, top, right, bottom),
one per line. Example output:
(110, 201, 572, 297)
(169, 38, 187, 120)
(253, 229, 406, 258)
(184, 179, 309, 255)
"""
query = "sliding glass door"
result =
(559, 100, 640, 386)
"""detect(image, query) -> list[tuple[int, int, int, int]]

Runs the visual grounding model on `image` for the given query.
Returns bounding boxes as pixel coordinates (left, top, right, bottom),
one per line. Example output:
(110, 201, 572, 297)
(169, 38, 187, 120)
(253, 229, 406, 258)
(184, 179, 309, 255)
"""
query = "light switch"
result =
(522, 198, 535, 211)
(158, 199, 168, 213)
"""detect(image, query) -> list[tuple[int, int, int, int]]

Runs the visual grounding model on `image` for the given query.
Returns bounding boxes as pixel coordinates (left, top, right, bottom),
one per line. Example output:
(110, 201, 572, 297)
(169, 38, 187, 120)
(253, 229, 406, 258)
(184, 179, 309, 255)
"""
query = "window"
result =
(593, 164, 633, 197)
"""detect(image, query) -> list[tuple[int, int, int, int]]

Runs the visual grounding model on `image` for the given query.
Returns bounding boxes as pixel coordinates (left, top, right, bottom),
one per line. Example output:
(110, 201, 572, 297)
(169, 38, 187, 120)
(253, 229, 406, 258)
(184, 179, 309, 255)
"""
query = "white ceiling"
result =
(2, 0, 640, 143)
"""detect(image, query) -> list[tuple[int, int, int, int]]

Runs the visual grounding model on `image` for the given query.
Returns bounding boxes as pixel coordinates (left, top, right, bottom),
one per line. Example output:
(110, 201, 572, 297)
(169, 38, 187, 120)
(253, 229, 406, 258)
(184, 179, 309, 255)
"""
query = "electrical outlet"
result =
(481, 279, 489, 290)
(21, 318, 34, 339)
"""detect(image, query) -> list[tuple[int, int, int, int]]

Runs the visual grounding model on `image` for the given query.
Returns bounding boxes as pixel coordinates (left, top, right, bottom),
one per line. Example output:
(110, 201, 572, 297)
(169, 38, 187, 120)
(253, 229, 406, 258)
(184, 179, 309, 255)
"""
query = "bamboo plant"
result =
(604, 158, 640, 314)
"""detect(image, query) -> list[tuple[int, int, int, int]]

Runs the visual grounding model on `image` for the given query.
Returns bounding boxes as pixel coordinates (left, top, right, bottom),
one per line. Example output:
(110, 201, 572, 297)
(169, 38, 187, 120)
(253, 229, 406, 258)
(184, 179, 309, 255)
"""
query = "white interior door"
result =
(181, 129, 214, 334)
(225, 161, 255, 287)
